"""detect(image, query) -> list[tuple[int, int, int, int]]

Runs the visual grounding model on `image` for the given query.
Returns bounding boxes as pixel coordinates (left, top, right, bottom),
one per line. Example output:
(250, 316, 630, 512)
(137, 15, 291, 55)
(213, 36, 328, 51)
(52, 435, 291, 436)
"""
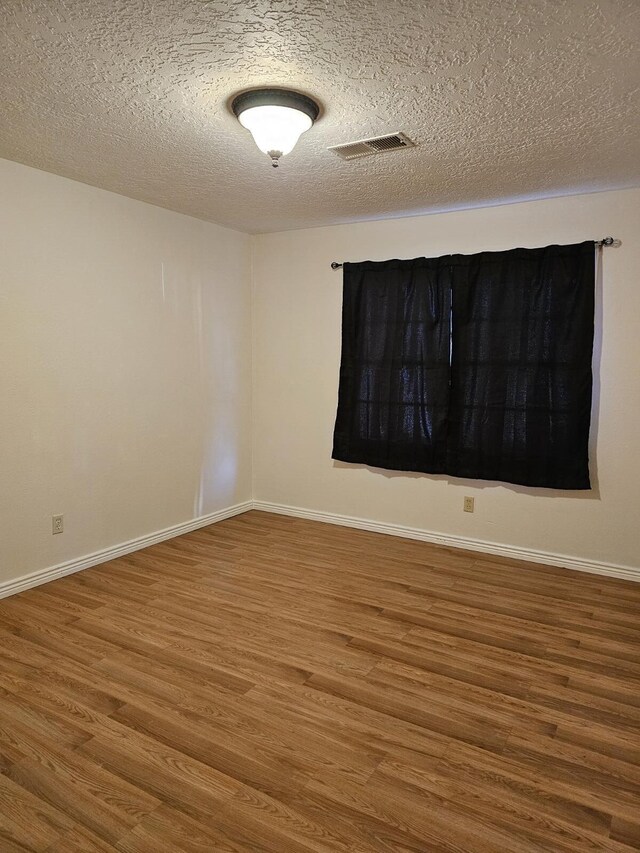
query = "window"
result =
(332, 242, 595, 489)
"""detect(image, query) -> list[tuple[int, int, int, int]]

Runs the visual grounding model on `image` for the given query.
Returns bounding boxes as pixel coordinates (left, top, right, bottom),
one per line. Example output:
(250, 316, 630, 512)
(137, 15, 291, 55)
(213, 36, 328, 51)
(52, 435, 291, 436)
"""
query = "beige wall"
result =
(2, 162, 638, 586)
(0, 158, 252, 584)
(252, 189, 640, 571)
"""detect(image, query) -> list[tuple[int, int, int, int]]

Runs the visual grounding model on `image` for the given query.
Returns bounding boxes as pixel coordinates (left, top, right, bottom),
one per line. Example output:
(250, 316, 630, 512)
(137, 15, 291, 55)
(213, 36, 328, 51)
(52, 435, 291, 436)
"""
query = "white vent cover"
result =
(329, 132, 415, 161)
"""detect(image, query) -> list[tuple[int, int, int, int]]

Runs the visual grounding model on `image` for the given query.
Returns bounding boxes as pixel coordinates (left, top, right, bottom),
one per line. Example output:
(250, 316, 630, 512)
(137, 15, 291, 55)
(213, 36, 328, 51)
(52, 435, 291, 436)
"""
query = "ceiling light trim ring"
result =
(231, 88, 320, 123)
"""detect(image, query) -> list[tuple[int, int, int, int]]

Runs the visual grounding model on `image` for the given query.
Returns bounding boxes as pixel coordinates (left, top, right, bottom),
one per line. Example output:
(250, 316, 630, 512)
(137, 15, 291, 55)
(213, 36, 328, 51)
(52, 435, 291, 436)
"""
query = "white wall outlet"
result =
(52, 514, 64, 534)
(463, 496, 475, 513)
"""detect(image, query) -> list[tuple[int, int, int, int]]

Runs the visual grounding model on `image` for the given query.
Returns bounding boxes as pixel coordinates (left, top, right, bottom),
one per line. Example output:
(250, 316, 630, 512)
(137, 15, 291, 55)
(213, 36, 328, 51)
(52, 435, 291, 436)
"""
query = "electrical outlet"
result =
(52, 514, 64, 535)
(463, 496, 474, 513)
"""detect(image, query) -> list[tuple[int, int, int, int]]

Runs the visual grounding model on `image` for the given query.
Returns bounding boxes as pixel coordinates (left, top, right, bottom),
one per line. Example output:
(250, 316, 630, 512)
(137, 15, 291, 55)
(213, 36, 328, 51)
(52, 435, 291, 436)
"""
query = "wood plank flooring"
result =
(1, 510, 640, 852)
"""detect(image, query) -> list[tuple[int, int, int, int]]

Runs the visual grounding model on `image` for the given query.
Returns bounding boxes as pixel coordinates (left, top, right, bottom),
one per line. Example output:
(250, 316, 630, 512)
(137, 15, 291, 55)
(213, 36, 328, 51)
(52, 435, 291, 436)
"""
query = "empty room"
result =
(1, 1, 640, 851)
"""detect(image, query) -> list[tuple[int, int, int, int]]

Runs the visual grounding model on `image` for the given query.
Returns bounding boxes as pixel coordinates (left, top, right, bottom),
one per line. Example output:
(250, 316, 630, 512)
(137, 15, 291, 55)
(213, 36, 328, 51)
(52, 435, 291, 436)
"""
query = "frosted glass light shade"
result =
(231, 89, 320, 167)
(238, 105, 312, 159)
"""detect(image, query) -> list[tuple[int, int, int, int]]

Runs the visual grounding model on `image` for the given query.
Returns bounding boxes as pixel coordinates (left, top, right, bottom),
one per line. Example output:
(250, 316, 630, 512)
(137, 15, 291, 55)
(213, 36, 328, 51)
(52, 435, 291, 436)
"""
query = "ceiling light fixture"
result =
(231, 88, 320, 168)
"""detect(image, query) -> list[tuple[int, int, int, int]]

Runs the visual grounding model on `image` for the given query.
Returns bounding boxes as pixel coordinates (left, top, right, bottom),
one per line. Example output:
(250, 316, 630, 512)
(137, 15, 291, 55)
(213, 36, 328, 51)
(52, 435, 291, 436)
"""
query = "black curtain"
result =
(332, 259, 451, 473)
(332, 242, 595, 490)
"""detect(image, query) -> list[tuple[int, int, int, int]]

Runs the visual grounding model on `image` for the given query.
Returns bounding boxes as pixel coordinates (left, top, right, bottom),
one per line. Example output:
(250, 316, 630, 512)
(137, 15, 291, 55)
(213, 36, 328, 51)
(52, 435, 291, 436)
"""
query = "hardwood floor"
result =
(1, 510, 640, 852)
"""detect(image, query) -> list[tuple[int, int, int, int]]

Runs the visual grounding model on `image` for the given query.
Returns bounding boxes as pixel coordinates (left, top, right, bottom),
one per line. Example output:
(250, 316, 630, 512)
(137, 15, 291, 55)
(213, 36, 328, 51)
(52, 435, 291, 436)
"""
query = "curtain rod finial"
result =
(331, 262, 342, 270)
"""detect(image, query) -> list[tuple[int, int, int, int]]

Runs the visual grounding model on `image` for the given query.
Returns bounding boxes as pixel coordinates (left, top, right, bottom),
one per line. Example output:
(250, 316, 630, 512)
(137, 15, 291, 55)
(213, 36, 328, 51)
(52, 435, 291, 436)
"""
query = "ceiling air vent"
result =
(329, 132, 415, 161)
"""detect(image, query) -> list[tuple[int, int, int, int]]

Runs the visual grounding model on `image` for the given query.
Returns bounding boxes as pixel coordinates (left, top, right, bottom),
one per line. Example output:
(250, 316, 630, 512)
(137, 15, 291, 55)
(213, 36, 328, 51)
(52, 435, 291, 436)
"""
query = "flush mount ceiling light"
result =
(231, 88, 320, 168)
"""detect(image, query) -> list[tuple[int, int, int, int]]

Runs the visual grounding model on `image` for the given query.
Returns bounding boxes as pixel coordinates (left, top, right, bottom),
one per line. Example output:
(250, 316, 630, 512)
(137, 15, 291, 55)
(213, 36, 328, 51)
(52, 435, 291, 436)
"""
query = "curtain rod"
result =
(330, 237, 618, 269)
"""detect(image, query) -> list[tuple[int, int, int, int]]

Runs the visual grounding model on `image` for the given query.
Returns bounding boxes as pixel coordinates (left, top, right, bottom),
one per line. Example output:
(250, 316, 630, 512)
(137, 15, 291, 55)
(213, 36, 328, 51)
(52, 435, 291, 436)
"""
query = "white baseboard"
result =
(252, 500, 640, 583)
(0, 501, 253, 601)
(3, 497, 637, 600)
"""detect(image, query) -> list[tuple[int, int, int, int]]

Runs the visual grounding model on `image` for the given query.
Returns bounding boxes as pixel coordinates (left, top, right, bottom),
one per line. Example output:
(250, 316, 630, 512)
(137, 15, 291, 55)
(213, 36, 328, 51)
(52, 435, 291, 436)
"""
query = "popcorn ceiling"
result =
(0, 0, 638, 233)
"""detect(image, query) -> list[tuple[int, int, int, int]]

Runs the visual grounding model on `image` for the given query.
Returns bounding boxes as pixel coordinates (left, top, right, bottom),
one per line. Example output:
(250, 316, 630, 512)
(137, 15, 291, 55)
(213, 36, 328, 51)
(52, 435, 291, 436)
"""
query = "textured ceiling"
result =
(1, 0, 639, 233)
